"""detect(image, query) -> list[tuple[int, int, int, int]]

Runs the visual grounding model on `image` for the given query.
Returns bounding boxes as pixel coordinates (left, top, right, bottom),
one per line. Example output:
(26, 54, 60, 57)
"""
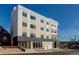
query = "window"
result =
(51, 30, 53, 33)
(46, 36, 49, 39)
(41, 27, 44, 30)
(30, 15, 36, 20)
(46, 22, 49, 25)
(33, 42, 42, 48)
(3, 37, 7, 42)
(30, 33, 36, 38)
(23, 12, 27, 17)
(51, 24, 56, 28)
(51, 36, 54, 39)
(54, 31, 57, 33)
(41, 19, 44, 23)
(22, 32, 27, 37)
(22, 22, 27, 27)
(54, 25, 56, 27)
(51, 24, 54, 27)
(41, 35, 44, 39)
(46, 29, 49, 32)
(51, 36, 56, 39)
(30, 24, 36, 29)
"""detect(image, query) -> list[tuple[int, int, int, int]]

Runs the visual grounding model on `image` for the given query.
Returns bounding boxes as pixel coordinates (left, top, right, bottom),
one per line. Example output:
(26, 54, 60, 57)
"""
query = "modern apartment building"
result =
(11, 5, 59, 49)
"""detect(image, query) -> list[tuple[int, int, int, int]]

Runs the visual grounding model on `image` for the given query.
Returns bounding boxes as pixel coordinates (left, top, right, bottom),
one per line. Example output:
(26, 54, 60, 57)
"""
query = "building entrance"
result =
(26, 42, 30, 48)
(33, 42, 42, 48)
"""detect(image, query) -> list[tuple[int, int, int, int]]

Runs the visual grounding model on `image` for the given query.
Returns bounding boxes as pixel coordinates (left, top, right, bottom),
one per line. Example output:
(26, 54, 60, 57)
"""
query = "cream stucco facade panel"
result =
(42, 42, 53, 49)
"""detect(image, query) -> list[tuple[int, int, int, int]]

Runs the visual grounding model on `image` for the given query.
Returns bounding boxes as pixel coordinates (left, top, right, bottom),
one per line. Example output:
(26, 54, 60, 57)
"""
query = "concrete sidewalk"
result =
(0, 48, 24, 54)
(0, 47, 74, 55)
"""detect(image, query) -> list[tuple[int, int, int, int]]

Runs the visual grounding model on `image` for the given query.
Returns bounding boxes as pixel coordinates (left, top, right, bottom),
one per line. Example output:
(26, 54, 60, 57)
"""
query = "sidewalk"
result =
(0, 47, 75, 55)
(0, 47, 25, 54)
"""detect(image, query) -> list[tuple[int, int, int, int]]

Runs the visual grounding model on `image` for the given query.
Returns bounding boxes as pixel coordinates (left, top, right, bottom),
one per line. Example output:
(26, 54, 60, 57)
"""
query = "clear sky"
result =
(0, 4, 79, 41)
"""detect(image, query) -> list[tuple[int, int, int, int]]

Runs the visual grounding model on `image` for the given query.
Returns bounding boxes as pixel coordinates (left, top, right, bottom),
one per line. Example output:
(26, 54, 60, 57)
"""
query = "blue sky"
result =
(0, 4, 79, 41)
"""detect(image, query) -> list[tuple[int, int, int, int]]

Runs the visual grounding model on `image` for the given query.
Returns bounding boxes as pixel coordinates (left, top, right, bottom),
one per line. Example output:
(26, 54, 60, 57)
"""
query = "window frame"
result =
(23, 12, 27, 17)
(41, 19, 44, 23)
(41, 27, 44, 30)
(22, 22, 27, 27)
(46, 22, 49, 25)
(30, 15, 36, 20)
(46, 28, 49, 32)
(30, 33, 36, 38)
(30, 24, 36, 29)
(41, 35, 44, 39)
(22, 32, 27, 38)
(46, 36, 49, 39)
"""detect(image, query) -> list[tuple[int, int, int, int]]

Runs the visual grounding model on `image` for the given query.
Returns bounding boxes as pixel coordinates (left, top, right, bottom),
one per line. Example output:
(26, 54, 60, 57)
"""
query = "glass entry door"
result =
(26, 42, 30, 48)
(33, 42, 42, 48)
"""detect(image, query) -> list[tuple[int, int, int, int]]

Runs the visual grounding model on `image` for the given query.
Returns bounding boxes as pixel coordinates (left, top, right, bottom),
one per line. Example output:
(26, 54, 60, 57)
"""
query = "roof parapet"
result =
(48, 18, 59, 26)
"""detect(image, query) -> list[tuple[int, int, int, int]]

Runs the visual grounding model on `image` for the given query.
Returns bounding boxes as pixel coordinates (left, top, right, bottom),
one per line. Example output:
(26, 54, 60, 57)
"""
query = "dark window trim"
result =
(41, 19, 44, 23)
(30, 33, 36, 38)
(22, 32, 27, 38)
(30, 24, 36, 29)
(22, 22, 27, 27)
(23, 12, 27, 17)
(30, 15, 36, 20)
(46, 22, 49, 25)
(46, 36, 49, 39)
(46, 29, 49, 32)
(41, 27, 44, 30)
(41, 35, 44, 39)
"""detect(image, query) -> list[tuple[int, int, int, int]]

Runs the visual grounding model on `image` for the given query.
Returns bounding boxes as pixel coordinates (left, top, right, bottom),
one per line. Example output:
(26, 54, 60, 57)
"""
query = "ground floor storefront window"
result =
(18, 41, 30, 48)
(33, 42, 42, 48)
(26, 42, 30, 48)
(18, 41, 42, 48)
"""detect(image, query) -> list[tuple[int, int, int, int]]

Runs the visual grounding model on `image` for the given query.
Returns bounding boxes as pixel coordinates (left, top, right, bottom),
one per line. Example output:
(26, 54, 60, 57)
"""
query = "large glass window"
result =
(46, 36, 49, 39)
(41, 19, 44, 23)
(26, 42, 30, 48)
(3, 37, 7, 42)
(41, 27, 44, 30)
(30, 15, 36, 20)
(30, 33, 36, 38)
(51, 36, 54, 39)
(51, 24, 56, 28)
(22, 32, 27, 37)
(33, 42, 42, 48)
(54, 31, 57, 33)
(30, 24, 36, 29)
(51, 36, 57, 40)
(46, 22, 49, 25)
(22, 22, 27, 27)
(23, 12, 27, 17)
(51, 30, 53, 33)
(46, 28, 49, 32)
(41, 35, 44, 39)
(51, 24, 54, 27)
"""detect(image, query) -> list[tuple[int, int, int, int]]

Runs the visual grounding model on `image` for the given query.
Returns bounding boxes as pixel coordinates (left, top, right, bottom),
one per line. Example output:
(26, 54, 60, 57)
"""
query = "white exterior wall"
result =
(11, 5, 59, 39)
(17, 5, 22, 36)
(42, 42, 53, 49)
(11, 7, 18, 37)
